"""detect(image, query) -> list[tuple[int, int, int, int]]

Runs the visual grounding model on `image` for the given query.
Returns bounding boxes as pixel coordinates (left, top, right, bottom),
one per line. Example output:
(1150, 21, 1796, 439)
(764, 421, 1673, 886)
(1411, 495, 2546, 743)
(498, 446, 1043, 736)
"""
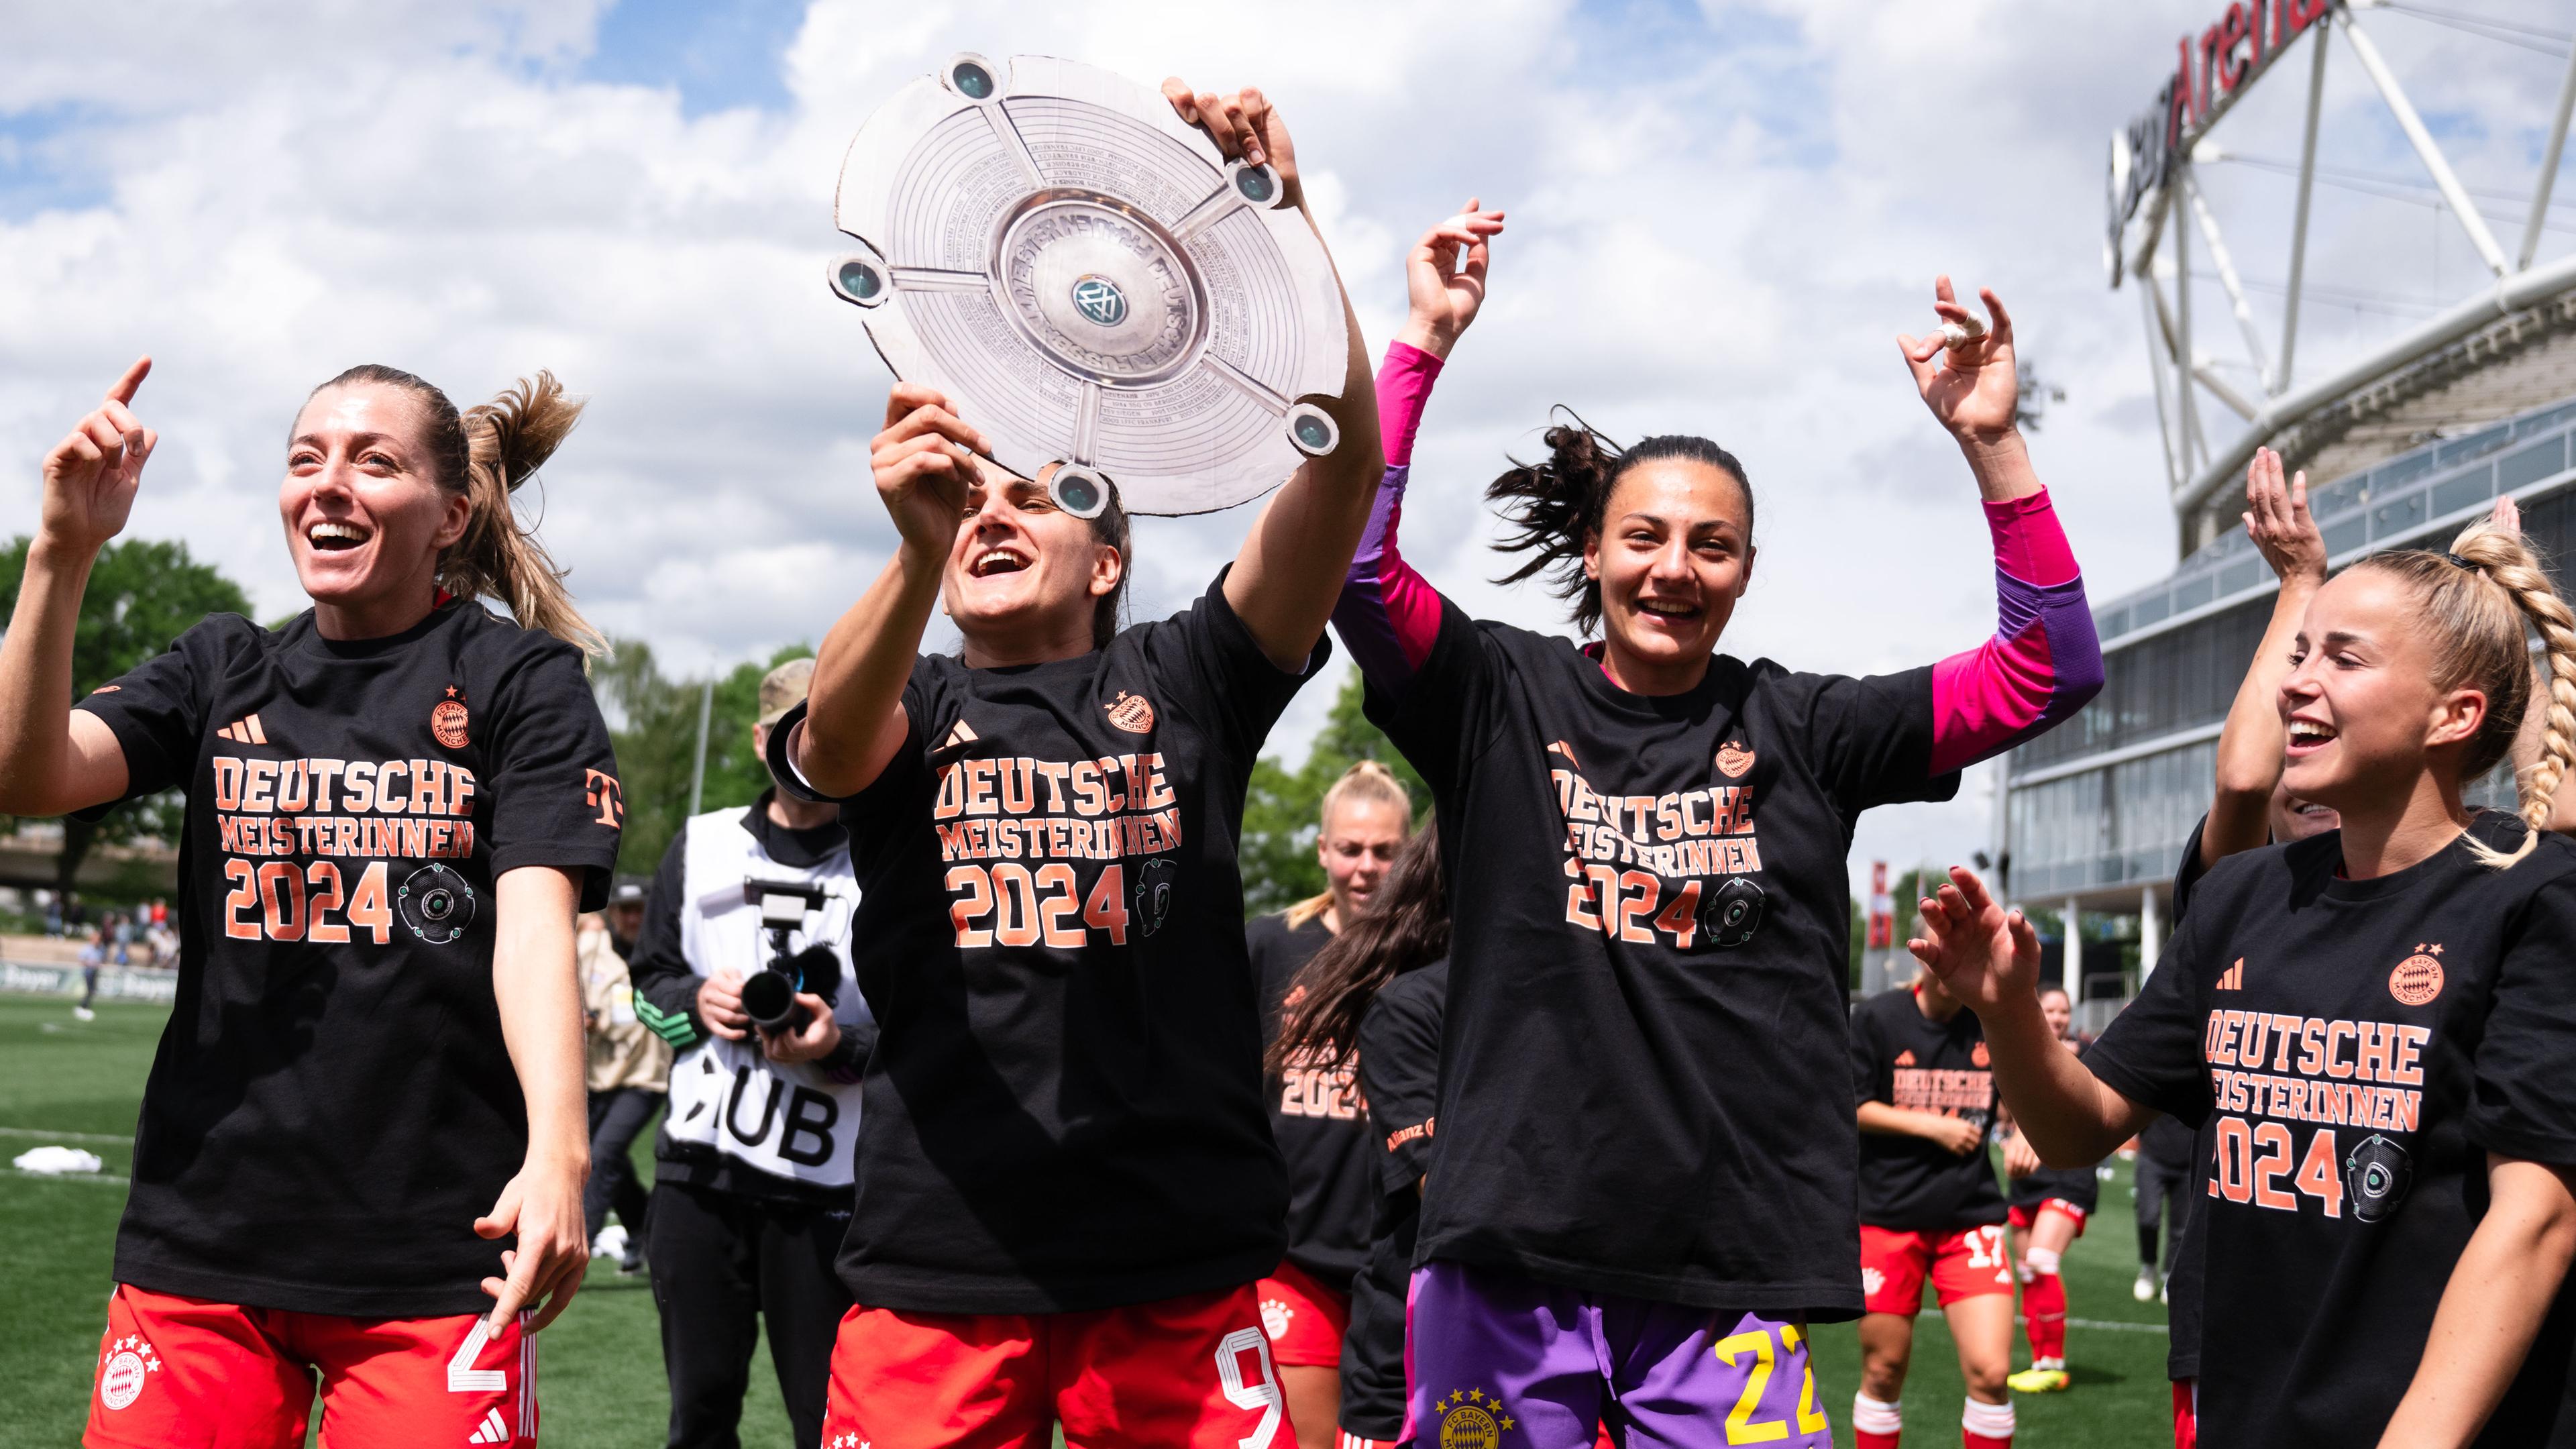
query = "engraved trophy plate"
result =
(828, 53, 1349, 516)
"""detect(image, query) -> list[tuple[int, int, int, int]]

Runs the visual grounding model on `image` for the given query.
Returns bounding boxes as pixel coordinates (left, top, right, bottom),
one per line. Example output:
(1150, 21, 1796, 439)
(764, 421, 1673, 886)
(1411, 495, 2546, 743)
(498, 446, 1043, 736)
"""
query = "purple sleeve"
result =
(1927, 489, 2103, 774)
(1330, 341, 1450, 692)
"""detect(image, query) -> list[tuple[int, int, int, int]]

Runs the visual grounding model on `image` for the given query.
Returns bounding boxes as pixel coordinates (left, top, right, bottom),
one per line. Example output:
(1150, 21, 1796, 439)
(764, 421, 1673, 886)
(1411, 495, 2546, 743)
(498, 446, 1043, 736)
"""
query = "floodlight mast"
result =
(2108, 0, 2576, 553)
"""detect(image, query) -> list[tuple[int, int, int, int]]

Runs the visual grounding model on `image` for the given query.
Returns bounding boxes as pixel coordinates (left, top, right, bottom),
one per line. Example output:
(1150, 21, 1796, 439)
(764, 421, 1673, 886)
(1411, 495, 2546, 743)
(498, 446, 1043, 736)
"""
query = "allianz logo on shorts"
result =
(98, 1334, 160, 1411)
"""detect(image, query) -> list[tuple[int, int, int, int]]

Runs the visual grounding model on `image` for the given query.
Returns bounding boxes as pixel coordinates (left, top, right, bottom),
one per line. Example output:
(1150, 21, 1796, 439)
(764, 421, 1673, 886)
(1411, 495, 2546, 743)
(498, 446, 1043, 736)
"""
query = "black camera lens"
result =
(740, 969, 800, 1031)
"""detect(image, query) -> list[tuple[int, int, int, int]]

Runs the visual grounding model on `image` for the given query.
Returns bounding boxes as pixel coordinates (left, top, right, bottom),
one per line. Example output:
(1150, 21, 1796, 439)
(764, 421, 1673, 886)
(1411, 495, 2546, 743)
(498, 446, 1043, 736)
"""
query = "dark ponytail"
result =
(1486, 411, 1753, 635)
(1265, 821, 1446, 1076)
(1087, 480, 1132, 650)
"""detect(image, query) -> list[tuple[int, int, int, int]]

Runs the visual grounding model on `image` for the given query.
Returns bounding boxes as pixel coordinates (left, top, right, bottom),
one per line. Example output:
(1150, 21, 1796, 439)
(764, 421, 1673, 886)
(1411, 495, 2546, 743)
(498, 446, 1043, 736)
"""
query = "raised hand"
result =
(1898, 278, 2019, 445)
(1162, 79, 1303, 209)
(40, 358, 156, 556)
(871, 382, 984, 564)
(1397, 198, 1505, 360)
(1905, 865, 2039, 1014)
(2243, 447, 2326, 589)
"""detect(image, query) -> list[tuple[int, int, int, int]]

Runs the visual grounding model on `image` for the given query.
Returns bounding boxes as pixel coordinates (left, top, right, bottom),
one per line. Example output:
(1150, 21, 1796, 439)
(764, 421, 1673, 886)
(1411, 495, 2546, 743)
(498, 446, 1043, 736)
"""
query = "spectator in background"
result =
(581, 880, 667, 1275)
(75, 930, 102, 1021)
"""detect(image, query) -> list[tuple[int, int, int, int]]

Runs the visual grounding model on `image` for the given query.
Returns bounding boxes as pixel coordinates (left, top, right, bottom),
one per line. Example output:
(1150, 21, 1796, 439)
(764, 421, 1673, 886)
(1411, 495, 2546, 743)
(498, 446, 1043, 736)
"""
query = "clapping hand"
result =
(1398, 198, 1505, 361)
(1907, 866, 2041, 1016)
(40, 358, 156, 557)
(1898, 278, 2019, 445)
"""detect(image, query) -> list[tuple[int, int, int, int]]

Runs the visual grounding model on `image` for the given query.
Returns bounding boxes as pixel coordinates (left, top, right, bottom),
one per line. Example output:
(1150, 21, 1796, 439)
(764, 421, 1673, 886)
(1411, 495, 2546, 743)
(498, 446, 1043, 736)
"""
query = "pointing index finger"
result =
(105, 356, 151, 406)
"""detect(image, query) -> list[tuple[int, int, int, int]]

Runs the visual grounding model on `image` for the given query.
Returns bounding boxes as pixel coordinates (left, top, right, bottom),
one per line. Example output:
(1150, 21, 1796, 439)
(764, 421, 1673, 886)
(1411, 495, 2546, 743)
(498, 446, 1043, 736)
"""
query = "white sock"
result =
(2025, 1246, 2061, 1275)
(1852, 1392, 1903, 1435)
(1962, 1397, 2015, 1440)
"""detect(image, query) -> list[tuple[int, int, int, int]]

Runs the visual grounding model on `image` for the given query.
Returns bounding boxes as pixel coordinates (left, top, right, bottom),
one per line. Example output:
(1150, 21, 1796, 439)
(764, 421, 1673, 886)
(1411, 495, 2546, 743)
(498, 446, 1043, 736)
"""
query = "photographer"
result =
(629, 659, 871, 1449)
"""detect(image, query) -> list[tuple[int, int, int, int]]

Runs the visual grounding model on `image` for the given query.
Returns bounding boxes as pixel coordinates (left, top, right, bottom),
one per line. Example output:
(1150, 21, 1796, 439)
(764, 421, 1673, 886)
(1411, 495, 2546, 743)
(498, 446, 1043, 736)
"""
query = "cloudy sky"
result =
(3, 0, 2569, 896)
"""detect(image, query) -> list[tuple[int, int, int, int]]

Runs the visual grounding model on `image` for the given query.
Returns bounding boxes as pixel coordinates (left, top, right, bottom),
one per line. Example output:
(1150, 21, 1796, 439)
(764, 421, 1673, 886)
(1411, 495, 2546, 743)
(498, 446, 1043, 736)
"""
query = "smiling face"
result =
(2039, 987, 2073, 1041)
(280, 383, 468, 622)
(2279, 569, 2487, 812)
(1317, 796, 1408, 924)
(1582, 458, 1755, 691)
(943, 466, 1121, 662)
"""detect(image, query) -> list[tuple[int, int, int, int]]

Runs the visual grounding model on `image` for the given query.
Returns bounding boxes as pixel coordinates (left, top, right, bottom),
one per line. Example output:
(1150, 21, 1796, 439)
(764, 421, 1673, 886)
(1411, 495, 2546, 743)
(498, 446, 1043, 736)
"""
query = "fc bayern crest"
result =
(826, 53, 1350, 516)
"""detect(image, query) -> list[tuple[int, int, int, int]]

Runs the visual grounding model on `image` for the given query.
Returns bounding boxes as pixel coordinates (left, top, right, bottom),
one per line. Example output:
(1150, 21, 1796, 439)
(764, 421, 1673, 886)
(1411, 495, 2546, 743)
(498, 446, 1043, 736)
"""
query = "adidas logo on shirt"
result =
(1892, 1049, 1917, 1067)
(467, 1407, 511, 1444)
(943, 719, 979, 749)
(2216, 958, 2245, 991)
(214, 714, 270, 746)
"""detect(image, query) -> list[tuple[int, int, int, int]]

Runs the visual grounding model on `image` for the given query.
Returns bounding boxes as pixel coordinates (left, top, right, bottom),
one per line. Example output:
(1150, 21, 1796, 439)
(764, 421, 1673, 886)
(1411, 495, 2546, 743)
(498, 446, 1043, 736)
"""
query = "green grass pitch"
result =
(0, 995, 2178, 1446)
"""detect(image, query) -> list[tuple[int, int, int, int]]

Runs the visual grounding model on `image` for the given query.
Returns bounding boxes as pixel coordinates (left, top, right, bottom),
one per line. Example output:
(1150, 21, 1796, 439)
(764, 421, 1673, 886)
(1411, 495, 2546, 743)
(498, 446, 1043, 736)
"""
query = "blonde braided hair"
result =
(2355, 520, 2576, 867)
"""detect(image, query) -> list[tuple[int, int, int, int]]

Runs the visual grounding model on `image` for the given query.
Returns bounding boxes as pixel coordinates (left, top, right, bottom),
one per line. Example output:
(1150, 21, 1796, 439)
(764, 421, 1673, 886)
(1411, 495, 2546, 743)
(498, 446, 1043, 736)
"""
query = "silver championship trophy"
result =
(827, 53, 1349, 517)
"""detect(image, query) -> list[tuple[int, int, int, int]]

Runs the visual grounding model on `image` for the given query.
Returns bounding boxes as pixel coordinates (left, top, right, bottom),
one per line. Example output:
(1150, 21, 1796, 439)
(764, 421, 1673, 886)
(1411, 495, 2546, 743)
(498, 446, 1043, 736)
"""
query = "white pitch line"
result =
(2067, 1317, 2169, 1334)
(0, 1125, 129, 1145)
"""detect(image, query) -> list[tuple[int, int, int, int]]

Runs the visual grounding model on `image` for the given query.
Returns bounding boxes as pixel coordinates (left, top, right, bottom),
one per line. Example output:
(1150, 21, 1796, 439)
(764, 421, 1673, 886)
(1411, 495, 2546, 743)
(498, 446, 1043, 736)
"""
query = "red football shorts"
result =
(2173, 1377, 2198, 1448)
(1257, 1259, 1350, 1368)
(2007, 1200, 2090, 1238)
(822, 1282, 1293, 1449)
(1860, 1222, 2015, 1315)
(84, 1283, 533, 1449)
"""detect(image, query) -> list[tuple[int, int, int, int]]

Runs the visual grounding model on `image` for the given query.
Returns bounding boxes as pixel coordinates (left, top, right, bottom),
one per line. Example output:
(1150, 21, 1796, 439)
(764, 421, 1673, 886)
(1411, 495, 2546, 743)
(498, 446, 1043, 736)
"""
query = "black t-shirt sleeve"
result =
(764, 672, 933, 808)
(1359, 598, 1503, 801)
(1358, 977, 1444, 1195)
(2469, 874, 2576, 1166)
(72, 614, 250, 805)
(484, 642, 623, 910)
(2082, 918, 2214, 1128)
(628, 826, 700, 1047)
(1790, 665, 1960, 816)
(1147, 571, 1330, 766)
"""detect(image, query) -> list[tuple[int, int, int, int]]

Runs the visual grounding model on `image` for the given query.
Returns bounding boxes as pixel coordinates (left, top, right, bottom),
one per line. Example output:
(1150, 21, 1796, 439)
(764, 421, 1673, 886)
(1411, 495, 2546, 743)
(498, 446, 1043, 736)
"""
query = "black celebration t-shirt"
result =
(1346, 959, 1448, 1441)
(74, 603, 623, 1316)
(1850, 985, 2007, 1232)
(1366, 603, 1957, 1314)
(1250, 910, 1378, 1287)
(769, 574, 1321, 1313)
(2085, 816, 2576, 1447)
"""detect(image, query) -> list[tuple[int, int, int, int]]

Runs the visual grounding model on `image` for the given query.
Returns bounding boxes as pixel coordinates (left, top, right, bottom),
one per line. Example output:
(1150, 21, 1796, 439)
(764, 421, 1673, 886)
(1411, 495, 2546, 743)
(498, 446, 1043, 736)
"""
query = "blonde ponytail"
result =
(2361, 521, 2576, 867)
(307, 365, 606, 657)
(1285, 760, 1417, 928)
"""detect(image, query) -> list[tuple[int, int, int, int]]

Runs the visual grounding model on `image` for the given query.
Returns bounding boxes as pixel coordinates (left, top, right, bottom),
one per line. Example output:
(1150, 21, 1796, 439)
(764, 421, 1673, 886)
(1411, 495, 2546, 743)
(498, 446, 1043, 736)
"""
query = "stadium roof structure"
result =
(2108, 0, 2576, 555)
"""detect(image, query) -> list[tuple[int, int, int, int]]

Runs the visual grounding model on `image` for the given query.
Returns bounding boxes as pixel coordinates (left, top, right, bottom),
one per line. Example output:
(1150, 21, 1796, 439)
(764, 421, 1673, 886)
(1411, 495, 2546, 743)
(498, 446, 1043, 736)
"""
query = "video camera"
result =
(737, 879, 845, 1037)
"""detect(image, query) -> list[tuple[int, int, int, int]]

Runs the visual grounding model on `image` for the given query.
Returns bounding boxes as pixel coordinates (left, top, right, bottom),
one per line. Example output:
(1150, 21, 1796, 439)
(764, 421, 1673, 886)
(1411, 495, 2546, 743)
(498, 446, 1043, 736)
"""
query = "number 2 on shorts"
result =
(1216, 1326, 1283, 1449)
(1714, 1324, 1830, 1444)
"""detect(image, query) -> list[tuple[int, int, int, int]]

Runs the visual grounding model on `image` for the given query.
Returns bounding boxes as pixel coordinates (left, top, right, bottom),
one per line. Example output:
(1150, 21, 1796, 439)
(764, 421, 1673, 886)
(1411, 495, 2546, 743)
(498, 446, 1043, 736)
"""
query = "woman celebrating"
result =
(1248, 760, 1415, 1449)
(1909, 518, 2576, 1446)
(1, 360, 623, 1448)
(1330, 278, 2099, 1445)
(771, 82, 1466, 1449)
(1269, 823, 1448, 1449)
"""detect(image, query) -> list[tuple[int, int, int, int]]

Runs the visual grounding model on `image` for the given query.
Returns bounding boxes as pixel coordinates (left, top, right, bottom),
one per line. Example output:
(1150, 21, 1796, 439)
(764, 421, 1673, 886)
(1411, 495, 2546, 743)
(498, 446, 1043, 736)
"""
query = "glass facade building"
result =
(2002, 396, 2576, 909)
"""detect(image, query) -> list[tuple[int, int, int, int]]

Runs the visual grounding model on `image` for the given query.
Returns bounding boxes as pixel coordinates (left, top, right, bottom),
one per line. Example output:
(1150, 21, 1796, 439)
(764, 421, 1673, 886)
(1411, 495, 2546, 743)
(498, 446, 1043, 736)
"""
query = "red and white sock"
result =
(2022, 1246, 2068, 1365)
(1853, 1391, 1902, 1449)
(1962, 1395, 2015, 1449)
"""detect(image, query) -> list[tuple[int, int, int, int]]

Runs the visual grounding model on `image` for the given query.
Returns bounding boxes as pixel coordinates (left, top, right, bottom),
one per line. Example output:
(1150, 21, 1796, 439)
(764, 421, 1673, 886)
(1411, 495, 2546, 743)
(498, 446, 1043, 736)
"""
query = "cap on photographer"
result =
(627, 656, 871, 1449)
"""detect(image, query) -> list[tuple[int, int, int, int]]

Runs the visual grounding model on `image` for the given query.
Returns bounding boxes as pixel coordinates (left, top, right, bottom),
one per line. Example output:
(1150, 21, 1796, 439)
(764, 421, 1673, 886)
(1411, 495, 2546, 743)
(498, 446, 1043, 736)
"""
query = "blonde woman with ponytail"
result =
(1245, 759, 1412, 1449)
(0, 358, 623, 1448)
(1911, 516, 2576, 1447)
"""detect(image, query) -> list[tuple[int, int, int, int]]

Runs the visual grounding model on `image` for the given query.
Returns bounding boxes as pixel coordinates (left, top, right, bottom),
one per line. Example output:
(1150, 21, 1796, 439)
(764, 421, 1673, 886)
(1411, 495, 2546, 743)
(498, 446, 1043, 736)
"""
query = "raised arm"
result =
(2206, 448, 2330, 860)
(1910, 867, 2151, 1166)
(0, 359, 155, 816)
(791, 384, 982, 798)
(1331, 202, 1505, 693)
(1897, 282, 2104, 774)
(1167, 80, 1390, 672)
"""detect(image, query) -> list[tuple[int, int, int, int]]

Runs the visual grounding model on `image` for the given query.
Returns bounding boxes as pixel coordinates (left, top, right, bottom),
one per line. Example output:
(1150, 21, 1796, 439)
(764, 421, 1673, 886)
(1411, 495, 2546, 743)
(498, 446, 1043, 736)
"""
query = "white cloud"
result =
(1, 0, 2567, 899)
